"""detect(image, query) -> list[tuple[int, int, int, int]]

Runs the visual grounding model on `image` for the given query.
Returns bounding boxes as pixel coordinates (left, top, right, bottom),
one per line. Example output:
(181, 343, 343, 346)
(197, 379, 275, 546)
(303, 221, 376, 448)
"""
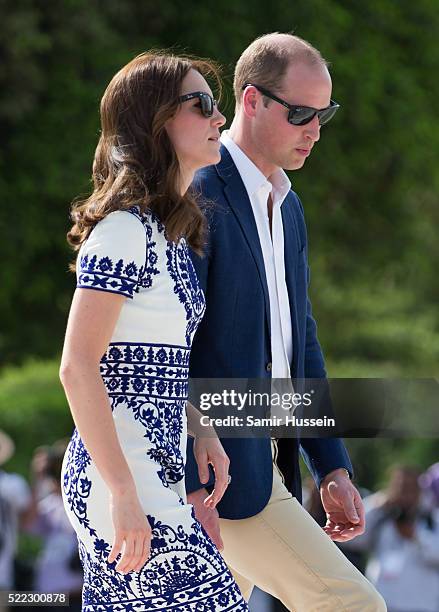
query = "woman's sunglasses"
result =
(177, 91, 217, 118)
(242, 83, 340, 126)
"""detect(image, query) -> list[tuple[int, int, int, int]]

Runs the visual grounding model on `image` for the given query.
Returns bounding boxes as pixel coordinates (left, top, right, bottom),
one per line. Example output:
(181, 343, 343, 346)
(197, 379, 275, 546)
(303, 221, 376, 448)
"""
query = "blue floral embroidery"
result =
(77, 207, 163, 298)
(166, 239, 206, 346)
(101, 343, 190, 401)
(127, 207, 162, 289)
(128, 205, 165, 235)
(140, 223, 160, 289)
(127, 205, 167, 291)
(165, 403, 184, 446)
(101, 342, 189, 485)
(62, 429, 96, 537)
(77, 253, 142, 298)
(77, 510, 248, 611)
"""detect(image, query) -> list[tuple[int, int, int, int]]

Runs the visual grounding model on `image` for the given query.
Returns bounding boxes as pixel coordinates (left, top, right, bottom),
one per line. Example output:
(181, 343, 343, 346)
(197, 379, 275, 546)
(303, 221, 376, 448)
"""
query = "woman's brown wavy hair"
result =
(67, 51, 221, 263)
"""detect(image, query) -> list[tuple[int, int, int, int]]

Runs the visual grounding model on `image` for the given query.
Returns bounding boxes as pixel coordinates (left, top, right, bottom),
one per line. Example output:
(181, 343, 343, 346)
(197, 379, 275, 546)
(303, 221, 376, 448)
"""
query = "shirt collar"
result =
(221, 130, 291, 206)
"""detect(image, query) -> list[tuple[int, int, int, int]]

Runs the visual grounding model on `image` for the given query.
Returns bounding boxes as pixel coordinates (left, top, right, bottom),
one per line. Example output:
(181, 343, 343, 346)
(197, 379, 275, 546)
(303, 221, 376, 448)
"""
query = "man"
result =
(185, 33, 386, 611)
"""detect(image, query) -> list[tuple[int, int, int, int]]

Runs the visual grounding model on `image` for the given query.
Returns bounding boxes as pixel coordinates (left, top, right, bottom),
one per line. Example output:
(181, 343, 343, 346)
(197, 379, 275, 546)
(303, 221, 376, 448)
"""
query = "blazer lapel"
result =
(216, 145, 271, 336)
(281, 197, 300, 374)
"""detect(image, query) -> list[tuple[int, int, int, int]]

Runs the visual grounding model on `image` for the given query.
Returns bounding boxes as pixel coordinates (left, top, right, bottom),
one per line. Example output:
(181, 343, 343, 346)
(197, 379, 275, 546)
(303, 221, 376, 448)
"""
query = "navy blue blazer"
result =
(185, 145, 353, 519)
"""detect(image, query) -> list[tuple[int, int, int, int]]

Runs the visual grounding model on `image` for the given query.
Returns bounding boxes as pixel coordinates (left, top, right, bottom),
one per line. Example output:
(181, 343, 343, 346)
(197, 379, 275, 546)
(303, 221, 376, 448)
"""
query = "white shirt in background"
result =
(0, 470, 31, 589)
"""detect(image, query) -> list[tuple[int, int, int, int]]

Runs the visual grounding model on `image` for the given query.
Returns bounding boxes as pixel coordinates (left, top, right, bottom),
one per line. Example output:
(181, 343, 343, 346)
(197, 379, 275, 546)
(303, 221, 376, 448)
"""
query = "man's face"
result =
(250, 62, 333, 174)
(389, 468, 421, 510)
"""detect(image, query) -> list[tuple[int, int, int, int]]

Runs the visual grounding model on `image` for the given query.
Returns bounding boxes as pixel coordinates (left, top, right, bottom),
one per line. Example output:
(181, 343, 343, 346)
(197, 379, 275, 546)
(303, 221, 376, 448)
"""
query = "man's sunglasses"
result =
(177, 91, 217, 118)
(242, 83, 340, 126)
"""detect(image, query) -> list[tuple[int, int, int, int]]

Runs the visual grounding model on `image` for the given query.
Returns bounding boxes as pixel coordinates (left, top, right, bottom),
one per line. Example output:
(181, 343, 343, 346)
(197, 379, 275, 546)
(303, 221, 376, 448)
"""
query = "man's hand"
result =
(187, 488, 224, 551)
(320, 468, 365, 542)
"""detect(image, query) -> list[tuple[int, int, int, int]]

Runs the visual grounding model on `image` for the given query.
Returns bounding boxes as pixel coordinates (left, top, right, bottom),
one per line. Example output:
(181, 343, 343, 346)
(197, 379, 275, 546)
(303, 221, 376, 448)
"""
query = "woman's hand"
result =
(107, 486, 152, 574)
(193, 435, 230, 510)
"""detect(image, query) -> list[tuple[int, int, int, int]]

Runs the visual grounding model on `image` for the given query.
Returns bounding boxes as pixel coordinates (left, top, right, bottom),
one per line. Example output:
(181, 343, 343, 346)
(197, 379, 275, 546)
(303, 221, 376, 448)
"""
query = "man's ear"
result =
(242, 86, 259, 118)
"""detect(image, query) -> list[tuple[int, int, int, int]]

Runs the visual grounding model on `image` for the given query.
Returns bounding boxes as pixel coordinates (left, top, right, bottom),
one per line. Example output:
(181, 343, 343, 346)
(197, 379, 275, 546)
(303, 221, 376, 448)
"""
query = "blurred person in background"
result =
(420, 462, 439, 515)
(341, 465, 439, 612)
(0, 429, 31, 607)
(22, 441, 82, 611)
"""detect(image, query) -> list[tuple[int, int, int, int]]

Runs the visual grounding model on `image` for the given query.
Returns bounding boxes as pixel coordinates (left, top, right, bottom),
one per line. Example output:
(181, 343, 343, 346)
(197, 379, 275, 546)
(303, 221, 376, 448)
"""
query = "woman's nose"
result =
(213, 108, 226, 127)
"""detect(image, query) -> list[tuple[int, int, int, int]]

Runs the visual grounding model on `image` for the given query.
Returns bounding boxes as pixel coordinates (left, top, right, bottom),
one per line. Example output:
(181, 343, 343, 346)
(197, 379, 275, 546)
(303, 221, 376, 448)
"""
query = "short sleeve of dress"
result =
(76, 210, 146, 299)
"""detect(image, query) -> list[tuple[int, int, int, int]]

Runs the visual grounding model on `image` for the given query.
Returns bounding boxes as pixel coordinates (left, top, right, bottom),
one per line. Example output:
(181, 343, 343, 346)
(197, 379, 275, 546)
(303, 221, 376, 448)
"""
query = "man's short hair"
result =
(233, 32, 328, 106)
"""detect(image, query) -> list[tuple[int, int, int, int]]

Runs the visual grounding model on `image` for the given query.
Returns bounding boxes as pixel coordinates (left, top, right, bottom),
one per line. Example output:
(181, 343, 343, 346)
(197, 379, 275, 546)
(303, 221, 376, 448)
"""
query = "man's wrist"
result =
(321, 468, 351, 488)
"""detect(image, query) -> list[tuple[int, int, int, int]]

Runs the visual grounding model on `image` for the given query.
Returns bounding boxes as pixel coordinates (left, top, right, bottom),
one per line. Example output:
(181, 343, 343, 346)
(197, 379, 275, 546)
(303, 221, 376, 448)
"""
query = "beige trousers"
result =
(219, 440, 387, 611)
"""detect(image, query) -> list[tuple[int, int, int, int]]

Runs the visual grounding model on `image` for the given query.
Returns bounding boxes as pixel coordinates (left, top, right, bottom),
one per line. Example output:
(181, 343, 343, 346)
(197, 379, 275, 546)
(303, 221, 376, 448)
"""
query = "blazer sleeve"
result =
(294, 195, 354, 486)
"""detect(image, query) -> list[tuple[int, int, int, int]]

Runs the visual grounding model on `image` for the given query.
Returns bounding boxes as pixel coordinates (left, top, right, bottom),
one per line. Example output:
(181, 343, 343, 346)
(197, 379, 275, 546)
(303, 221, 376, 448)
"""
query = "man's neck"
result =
(228, 120, 277, 179)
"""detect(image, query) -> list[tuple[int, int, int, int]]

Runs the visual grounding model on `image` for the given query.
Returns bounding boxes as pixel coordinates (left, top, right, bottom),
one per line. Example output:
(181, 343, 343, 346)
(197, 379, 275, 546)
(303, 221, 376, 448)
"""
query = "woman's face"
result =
(165, 69, 226, 189)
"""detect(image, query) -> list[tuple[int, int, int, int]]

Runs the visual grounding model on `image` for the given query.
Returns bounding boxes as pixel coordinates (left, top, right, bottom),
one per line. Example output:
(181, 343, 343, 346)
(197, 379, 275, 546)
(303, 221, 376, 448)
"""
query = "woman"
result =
(60, 51, 248, 611)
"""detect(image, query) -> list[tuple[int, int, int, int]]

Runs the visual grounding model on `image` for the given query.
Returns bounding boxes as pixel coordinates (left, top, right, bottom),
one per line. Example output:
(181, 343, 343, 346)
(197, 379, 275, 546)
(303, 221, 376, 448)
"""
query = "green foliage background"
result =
(0, 0, 438, 484)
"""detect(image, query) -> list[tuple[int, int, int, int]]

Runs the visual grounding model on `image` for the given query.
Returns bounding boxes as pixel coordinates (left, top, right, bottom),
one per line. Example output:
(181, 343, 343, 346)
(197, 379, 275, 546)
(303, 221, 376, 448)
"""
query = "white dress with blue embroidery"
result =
(61, 207, 248, 612)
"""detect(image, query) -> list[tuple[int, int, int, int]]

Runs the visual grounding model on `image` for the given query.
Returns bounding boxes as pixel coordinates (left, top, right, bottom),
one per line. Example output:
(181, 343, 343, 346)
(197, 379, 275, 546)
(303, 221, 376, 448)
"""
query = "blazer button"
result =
(266, 362, 272, 372)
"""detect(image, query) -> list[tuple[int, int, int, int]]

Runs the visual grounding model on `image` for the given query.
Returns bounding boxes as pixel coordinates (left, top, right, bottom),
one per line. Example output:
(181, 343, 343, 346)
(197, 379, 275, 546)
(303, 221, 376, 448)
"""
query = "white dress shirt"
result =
(221, 131, 293, 379)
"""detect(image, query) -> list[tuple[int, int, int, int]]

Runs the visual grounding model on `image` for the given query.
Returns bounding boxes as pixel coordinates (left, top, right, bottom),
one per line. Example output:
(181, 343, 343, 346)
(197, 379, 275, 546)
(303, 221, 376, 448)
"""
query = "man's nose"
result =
(303, 115, 321, 142)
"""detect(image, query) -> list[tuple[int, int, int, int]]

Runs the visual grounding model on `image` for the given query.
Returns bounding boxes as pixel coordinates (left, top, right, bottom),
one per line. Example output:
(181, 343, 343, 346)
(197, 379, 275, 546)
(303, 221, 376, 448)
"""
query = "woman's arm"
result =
(186, 401, 210, 439)
(60, 288, 151, 573)
(60, 288, 134, 496)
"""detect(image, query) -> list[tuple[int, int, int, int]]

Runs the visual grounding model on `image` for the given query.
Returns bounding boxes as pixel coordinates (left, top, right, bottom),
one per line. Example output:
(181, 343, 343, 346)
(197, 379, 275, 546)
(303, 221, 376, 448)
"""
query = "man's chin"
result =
(284, 157, 307, 171)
